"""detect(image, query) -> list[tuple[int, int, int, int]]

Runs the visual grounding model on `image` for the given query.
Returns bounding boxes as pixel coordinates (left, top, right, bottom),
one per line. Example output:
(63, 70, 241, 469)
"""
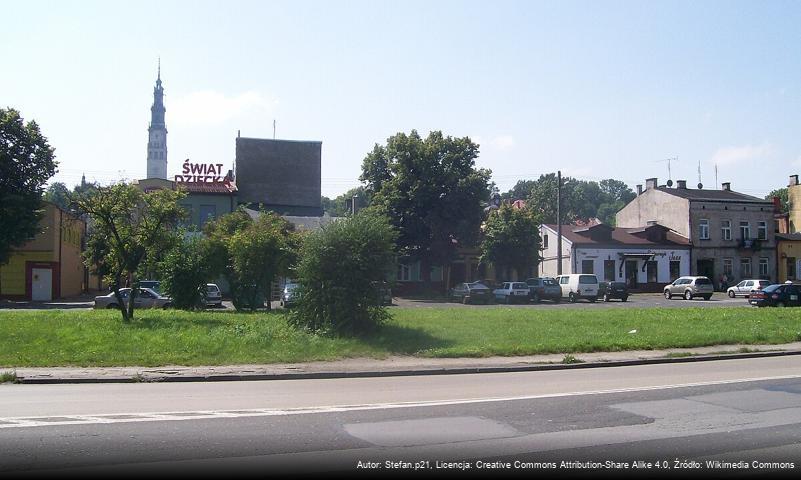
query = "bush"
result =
(291, 210, 397, 335)
(159, 236, 214, 310)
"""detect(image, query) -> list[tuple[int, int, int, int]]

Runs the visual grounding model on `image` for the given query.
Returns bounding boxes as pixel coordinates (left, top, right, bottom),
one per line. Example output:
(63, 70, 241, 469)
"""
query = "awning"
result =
(618, 253, 656, 274)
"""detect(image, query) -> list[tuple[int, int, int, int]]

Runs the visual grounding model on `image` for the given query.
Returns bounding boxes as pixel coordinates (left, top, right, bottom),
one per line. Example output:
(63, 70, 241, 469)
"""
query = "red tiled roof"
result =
(544, 223, 690, 247)
(177, 181, 238, 194)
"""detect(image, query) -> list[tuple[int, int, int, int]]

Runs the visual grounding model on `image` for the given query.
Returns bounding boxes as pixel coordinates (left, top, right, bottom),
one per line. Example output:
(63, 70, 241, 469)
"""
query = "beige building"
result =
(616, 178, 777, 288)
(788, 174, 801, 233)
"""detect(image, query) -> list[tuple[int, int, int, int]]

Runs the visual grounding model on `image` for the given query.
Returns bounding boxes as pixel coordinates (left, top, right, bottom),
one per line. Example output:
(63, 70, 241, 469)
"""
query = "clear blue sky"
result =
(3, 0, 800, 198)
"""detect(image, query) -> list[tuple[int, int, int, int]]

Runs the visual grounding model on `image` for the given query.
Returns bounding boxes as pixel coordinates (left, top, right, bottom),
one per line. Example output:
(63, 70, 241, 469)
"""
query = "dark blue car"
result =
(749, 283, 801, 307)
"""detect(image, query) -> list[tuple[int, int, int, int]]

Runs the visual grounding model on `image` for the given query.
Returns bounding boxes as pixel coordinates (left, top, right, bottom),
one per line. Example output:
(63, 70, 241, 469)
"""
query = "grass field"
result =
(1, 307, 800, 367)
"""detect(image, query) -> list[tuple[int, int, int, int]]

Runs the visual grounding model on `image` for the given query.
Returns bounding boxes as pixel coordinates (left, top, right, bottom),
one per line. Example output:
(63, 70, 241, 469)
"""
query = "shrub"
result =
(159, 236, 215, 310)
(291, 210, 397, 335)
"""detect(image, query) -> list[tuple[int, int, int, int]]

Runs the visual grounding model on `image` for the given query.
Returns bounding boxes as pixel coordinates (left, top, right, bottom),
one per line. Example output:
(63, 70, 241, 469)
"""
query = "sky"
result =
(3, 0, 801, 199)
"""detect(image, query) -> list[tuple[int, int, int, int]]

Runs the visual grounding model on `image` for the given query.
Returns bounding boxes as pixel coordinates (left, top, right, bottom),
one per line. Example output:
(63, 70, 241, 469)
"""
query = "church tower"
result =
(146, 60, 168, 179)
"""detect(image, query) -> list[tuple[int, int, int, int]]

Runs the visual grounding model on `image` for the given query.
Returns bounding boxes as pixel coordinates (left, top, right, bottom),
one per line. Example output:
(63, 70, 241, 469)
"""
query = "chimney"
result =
(636, 184, 643, 195)
(676, 180, 687, 189)
(645, 178, 658, 190)
(790, 175, 799, 186)
(721, 182, 731, 191)
(773, 196, 782, 213)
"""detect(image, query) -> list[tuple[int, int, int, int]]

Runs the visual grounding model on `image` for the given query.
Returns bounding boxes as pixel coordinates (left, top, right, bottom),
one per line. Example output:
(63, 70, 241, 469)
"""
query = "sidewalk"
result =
(9, 341, 801, 384)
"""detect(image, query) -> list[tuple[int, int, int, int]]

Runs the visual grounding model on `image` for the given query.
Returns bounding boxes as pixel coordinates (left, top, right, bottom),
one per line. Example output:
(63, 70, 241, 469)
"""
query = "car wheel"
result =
(569, 293, 577, 303)
(684, 290, 693, 301)
(664, 290, 672, 300)
(728, 290, 735, 298)
(589, 297, 597, 303)
(603, 294, 610, 302)
(703, 295, 711, 301)
(621, 296, 628, 302)
(554, 296, 561, 304)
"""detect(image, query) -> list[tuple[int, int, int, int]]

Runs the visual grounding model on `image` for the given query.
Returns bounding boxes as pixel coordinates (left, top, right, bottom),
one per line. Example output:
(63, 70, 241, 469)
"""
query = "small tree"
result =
(205, 209, 299, 312)
(480, 204, 541, 280)
(291, 210, 397, 335)
(159, 236, 215, 310)
(74, 183, 186, 321)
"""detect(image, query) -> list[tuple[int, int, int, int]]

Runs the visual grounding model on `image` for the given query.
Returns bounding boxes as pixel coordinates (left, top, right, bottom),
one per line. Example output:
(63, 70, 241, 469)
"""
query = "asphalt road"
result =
(2, 356, 801, 477)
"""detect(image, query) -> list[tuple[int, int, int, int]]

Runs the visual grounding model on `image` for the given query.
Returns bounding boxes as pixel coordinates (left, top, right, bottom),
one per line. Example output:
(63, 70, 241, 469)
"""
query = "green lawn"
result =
(1, 307, 800, 367)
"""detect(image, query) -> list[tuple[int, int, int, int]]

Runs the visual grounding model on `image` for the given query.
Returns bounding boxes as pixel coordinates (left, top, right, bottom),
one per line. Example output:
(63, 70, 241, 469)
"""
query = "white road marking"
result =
(2, 373, 800, 429)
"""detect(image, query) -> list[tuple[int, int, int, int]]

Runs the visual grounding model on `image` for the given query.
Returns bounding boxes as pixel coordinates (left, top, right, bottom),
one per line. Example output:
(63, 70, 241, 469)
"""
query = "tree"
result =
(204, 209, 299, 312)
(74, 183, 186, 321)
(360, 130, 491, 289)
(321, 186, 372, 217)
(523, 175, 636, 225)
(0, 108, 57, 266)
(480, 204, 541, 280)
(290, 210, 397, 335)
(501, 179, 537, 201)
(766, 188, 789, 214)
(43, 182, 71, 211)
(159, 236, 216, 310)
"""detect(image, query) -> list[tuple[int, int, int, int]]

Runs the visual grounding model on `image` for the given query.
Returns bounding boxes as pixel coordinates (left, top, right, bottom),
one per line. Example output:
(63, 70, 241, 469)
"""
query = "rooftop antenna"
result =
(714, 164, 718, 188)
(656, 157, 678, 183)
(697, 159, 703, 189)
(273, 119, 276, 139)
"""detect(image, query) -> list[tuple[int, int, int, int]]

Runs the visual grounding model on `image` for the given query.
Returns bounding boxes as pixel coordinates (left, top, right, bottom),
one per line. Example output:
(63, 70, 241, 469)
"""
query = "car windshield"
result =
(207, 285, 219, 292)
(579, 275, 597, 284)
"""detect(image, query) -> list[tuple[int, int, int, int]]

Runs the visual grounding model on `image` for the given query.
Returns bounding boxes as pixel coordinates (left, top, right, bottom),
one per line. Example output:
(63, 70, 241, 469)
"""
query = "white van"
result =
(555, 274, 599, 303)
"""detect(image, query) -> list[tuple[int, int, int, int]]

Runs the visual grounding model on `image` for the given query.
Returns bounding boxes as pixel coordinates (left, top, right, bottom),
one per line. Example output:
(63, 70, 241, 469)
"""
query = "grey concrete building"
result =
(616, 178, 777, 288)
(234, 137, 322, 216)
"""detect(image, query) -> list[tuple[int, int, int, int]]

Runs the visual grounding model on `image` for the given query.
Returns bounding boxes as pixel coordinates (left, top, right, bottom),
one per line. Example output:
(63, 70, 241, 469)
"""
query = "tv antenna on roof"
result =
(697, 159, 703, 189)
(656, 157, 678, 183)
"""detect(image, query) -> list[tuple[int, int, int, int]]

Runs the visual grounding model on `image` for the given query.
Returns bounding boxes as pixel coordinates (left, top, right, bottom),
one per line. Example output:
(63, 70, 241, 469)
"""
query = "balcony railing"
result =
(738, 238, 761, 251)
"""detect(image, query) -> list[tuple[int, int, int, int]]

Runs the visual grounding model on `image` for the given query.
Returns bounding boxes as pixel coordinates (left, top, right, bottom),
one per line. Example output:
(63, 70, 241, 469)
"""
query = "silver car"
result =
(663, 276, 714, 301)
(206, 283, 223, 307)
(94, 288, 172, 309)
(727, 279, 770, 298)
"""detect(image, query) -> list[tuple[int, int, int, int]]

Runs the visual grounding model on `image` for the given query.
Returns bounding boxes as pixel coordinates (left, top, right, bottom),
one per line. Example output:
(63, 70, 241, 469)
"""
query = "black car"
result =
(598, 281, 629, 302)
(450, 282, 493, 304)
(749, 283, 800, 307)
(525, 277, 561, 303)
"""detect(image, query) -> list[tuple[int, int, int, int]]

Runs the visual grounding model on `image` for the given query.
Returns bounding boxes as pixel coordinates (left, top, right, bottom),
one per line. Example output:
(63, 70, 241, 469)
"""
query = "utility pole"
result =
(557, 170, 562, 275)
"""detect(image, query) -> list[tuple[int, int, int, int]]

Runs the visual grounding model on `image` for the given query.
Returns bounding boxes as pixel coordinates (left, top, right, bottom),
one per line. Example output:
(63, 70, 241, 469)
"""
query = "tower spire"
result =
(146, 60, 168, 179)
(158, 57, 161, 81)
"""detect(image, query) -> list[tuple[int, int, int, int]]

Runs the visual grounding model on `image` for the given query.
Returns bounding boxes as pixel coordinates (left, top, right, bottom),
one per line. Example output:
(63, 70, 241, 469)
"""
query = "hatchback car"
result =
(94, 288, 171, 309)
(663, 276, 713, 300)
(493, 282, 531, 304)
(525, 277, 561, 303)
(205, 283, 223, 307)
(598, 281, 629, 302)
(748, 283, 801, 307)
(727, 279, 771, 298)
(450, 282, 493, 304)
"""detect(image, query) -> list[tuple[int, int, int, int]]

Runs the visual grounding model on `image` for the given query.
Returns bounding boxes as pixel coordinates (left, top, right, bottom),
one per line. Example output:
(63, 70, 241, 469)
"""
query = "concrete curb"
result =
(12, 348, 801, 385)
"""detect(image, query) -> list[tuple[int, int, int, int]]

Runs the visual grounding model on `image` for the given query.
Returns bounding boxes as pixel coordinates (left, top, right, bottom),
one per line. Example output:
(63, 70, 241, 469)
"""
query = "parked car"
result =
(598, 281, 629, 302)
(94, 288, 171, 309)
(525, 277, 561, 303)
(555, 274, 599, 303)
(663, 276, 713, 300)
(748, 283, 801, 307)
(493, 282, 531, 304)
(138, 280, 161, 294)
(205, 283, 223, 307)
(450, 282, 493, 304)
(727, 279, 771, 298)
(280, 283, 300, 308)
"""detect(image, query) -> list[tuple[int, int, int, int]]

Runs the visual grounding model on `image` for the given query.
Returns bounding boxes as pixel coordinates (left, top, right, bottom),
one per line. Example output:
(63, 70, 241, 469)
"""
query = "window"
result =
(740, 258, 752, 278)
(723, 258, 733, 277)
(543, 234, 548, 249)
(740, 222, 751, 240)
(581, 260, 594, 274)
(397, 264, 411, 282)
(758, 221, 767, 240)
(721, 220, 731, 241)
(669, 260, 681, 280)
(759, 258, 769, 277)
(699, 219, 709, 240)
(604, 260, 615, 282)
(646, 261, 658, 283)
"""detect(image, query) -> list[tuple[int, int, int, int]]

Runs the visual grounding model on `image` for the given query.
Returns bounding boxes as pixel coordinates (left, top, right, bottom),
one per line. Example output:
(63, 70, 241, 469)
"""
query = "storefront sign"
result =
(175, 159, 226, 183)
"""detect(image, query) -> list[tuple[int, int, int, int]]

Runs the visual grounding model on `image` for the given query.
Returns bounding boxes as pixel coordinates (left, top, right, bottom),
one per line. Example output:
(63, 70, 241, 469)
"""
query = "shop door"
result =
(625, 261, 638, 288)
(31, 267, 53, 301)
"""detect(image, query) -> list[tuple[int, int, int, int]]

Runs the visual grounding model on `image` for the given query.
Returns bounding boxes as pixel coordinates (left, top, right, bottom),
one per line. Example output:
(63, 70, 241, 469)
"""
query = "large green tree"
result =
(766, 188, 789, 214)
(360, 130, 491, 288)
(321, 185, 372, 217)
(74, 183, 186, 321)
(480, 204, 541, 280)
(0, 108, 57, 266)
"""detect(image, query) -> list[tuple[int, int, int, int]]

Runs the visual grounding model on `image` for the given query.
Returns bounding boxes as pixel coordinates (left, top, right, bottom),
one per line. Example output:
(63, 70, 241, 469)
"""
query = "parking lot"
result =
(391, 293, 755, 309)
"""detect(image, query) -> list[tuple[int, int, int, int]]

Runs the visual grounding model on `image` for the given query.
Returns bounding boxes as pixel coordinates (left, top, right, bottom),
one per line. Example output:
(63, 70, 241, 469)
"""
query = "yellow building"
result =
(789, 174, 801, 233)
(776, 233, 801, 283)
(0, 202, 87, 301)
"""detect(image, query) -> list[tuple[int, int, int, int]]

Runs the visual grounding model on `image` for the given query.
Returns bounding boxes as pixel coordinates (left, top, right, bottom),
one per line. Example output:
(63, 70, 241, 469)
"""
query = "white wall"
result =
(572, 247, 690, 284)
